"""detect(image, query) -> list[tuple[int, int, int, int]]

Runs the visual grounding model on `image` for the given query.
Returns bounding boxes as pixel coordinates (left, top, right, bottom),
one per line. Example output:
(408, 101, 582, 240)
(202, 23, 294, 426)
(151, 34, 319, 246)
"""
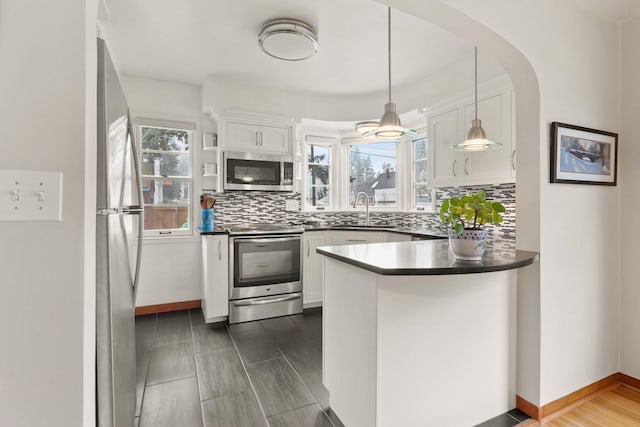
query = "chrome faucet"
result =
(353, 192, 370, 225)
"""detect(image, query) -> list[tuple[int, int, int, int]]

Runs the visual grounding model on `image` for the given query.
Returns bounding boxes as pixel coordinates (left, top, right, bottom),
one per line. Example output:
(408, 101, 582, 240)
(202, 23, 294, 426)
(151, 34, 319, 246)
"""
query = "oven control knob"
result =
(266, 287, 271, 291)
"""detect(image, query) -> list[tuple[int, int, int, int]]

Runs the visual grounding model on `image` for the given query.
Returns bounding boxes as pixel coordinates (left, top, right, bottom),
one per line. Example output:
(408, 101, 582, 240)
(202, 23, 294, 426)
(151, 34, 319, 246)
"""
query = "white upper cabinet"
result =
(225, 121, 292, 154)
(429, 108, 460, 185)
(428, 78, 515, 187)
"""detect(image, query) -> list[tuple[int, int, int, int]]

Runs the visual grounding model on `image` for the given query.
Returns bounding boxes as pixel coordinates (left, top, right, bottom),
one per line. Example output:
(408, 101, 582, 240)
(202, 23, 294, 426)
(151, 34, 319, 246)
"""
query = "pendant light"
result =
(452, 47, 501, 151)
(359, 7, 417, 140)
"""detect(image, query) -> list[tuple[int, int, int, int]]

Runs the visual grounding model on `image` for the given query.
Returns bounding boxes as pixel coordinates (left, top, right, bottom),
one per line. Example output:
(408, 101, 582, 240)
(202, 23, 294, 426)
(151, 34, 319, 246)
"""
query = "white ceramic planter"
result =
(448, 229, 488, 260)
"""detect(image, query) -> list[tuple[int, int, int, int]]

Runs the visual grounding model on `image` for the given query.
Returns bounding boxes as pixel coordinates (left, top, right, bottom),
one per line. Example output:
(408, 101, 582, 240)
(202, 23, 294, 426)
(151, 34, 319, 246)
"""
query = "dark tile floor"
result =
(135, 307, 334, 427)
(134, 308, 529, 427)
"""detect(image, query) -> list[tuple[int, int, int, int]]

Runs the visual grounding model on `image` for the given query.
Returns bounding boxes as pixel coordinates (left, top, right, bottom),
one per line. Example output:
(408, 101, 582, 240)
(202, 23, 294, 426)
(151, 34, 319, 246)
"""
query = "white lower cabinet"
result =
(330, 230, 386, 245)
(302, 231, 327, 306)
(201, 234, 229, 322)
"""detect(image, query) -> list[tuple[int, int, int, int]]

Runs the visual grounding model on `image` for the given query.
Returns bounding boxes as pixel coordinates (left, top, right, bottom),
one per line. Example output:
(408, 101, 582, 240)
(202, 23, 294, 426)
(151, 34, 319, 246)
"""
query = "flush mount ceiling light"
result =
(452, 47, 502, 151)
(359, 7, 417, 140)
(258, 18, 318, 61)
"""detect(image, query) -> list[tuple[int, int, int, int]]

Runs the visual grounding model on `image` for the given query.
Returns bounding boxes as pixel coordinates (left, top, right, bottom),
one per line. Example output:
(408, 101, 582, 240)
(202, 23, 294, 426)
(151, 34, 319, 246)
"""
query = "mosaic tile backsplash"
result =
(209, 183, 516, 241)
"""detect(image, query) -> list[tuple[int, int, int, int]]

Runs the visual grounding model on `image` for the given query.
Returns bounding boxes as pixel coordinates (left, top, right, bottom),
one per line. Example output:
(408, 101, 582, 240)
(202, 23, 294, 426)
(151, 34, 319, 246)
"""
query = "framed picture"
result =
(550, 122, 618, 186)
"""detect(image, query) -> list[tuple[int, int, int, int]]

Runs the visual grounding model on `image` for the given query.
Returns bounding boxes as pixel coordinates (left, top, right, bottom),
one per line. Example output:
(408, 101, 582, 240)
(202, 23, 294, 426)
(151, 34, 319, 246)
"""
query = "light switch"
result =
(0, 170, 63, 221)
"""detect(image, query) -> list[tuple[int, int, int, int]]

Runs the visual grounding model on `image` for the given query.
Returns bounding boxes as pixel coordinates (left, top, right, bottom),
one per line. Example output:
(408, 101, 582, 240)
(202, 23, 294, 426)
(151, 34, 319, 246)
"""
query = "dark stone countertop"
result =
(302, 224, 448, 239)
(197, 226, 228, 235)
(316, 239, 538, 276)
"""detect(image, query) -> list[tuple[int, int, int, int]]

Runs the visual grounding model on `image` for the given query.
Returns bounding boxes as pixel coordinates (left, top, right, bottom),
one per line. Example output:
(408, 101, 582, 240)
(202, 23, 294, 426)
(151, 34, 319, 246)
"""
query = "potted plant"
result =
(439, 190, 506, 260)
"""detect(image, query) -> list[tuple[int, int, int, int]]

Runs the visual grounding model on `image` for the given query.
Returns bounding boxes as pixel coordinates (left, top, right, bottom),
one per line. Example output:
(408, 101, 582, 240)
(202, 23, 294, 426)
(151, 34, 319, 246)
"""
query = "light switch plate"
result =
(285, 199, 299, 212)
(0, 169, 63, 221)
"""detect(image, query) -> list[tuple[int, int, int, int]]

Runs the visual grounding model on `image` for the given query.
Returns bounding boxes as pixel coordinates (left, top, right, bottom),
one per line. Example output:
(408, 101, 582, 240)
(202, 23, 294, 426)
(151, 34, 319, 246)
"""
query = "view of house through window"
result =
(139, 124, 192, 235)
(348, 141, 397, 207)
(413, 137, 434, 210)
(307, 143, 332, 208)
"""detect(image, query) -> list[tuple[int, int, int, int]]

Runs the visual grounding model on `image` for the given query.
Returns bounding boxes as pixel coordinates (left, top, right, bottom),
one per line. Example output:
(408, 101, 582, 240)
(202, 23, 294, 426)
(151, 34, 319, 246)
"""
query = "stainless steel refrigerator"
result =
(96, 37, 143, 427)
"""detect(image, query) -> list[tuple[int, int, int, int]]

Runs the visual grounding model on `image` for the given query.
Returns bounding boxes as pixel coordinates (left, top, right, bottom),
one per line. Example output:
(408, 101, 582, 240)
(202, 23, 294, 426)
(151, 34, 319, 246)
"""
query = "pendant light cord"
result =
(474, 46, 478, 121)
(388, 7, 392, 104)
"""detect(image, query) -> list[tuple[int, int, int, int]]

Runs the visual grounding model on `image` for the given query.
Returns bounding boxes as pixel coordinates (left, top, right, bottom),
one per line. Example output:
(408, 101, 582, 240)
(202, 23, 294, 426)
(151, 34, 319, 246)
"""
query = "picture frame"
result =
(550, 122, 618, 186)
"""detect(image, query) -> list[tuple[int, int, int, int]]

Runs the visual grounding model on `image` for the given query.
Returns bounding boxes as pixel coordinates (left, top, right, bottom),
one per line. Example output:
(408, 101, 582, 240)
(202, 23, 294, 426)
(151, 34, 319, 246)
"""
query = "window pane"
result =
(349, 142, 397, 207)
(141, 127, 189, 152)
(308, 144, 330, 164)
(415, 159, 428, 183)
(414, 138, 427, 159)
(142, 178, 190, 230)
(141, 152, 189, 177)
(308, 186, 330, 207)
(415, 184, 433, 207)
(308, 164, 329, 186)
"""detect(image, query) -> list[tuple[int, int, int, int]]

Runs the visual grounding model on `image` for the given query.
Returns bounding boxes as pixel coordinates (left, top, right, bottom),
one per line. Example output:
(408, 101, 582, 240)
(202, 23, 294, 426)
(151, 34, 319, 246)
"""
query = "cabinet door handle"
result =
(511, 150, 516, 171)
(346, 239, 367, 242)
(255, 131, 259, 146)
(218, 240, 221, 261)
(452, 160, 457, 177)
(464, 158, 470, 176)
(307, 240, 310, 257)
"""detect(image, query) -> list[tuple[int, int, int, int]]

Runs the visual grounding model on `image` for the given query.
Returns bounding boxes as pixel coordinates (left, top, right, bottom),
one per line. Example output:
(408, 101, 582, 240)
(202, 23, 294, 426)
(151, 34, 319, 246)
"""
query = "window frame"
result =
(302, 134, 338, 211)
(342, 137, 403, 211)
(411, 133, 437, 213)
(136, 119, 195, 238)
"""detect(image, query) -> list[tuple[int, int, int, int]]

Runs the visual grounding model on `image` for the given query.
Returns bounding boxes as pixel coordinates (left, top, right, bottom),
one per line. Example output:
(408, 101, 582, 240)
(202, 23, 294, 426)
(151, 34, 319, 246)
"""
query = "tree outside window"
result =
(139, 125, 192, 235)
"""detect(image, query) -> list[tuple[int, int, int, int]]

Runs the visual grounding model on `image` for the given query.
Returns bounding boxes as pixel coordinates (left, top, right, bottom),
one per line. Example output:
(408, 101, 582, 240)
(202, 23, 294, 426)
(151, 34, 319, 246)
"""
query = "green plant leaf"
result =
(454, 223, 463, 234)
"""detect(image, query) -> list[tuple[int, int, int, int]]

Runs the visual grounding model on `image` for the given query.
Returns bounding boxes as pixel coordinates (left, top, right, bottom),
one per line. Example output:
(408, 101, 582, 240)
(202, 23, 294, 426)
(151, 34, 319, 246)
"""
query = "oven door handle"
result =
(233, 236, 300, 244)
(231, 293, 302, 306)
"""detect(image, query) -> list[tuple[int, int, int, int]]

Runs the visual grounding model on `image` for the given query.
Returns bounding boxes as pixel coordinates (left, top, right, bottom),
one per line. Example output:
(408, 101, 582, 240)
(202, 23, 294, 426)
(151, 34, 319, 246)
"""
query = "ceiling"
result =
(100, 0, 474, 96)
(562, 0, 640, 23)
(100, 0, 637, 100)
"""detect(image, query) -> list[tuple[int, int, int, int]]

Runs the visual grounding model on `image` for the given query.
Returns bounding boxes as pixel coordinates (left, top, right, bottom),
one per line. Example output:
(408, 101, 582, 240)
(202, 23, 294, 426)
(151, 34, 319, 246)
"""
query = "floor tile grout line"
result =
(273, 331, 336, 427)
(188, 309, 207, 427)
(144, 374, 198, 389)
(136, 312, 156, 426)
(226, 323, 271, 426)
(266, 402, 326, 420)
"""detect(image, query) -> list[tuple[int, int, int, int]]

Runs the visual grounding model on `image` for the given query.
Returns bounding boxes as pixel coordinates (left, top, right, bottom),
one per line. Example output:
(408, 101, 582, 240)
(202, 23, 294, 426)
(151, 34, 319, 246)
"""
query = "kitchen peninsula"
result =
(317, 239, 538, 427)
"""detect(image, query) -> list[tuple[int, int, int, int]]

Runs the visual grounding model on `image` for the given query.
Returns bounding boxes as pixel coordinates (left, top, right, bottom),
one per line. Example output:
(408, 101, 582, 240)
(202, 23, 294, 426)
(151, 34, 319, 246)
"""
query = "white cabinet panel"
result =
(428, 87, 515, 187)
(226, 122, 291, 154)
(429, 109, 460, 186)
(260, 125, 290, 153)
(303, 231, 327, 306)
(462, 93, 511, 184)
(330, 231, 386, 246)
(201, 235, 229, 321)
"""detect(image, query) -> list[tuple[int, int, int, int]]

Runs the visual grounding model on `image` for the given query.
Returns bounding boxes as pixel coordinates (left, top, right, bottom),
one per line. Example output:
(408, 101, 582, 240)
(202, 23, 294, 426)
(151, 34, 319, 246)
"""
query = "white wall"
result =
(620, 17, 640, 380)
(388, 0, 621, 407)
(0, 1, 97, 426)
(120, 76, 213, 307)
(203, 53, 506, 121)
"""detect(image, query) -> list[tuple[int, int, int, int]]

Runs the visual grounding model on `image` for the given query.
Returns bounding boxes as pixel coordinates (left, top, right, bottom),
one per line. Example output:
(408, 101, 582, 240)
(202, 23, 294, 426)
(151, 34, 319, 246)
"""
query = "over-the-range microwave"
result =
(224, 151, 294, 192)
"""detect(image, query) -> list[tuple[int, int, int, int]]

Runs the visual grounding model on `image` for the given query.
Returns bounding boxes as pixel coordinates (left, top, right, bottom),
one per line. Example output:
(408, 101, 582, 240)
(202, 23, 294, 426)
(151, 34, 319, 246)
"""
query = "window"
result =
(307, 144, 332, 208)
(347, 141, 398, 208)
(412, 137, 435, 211)
(138, 123, 193, 236)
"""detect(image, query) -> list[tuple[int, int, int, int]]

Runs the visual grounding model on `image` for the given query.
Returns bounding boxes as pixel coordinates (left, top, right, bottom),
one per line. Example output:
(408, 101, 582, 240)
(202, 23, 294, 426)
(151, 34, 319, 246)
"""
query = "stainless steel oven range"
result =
(225, 223, 304, 324)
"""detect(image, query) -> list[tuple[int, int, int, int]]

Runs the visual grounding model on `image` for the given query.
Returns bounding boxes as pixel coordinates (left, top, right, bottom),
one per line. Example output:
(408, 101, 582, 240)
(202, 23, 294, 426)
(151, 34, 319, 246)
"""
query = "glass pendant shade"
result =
(355, 7, 416, 140)
(453, 47, 502, 151)
(355, 120, 380, 135)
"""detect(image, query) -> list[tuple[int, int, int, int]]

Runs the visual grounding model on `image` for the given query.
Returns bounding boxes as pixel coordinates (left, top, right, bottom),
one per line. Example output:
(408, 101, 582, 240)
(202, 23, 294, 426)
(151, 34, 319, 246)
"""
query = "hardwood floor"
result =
(520, 385, 640, 426)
